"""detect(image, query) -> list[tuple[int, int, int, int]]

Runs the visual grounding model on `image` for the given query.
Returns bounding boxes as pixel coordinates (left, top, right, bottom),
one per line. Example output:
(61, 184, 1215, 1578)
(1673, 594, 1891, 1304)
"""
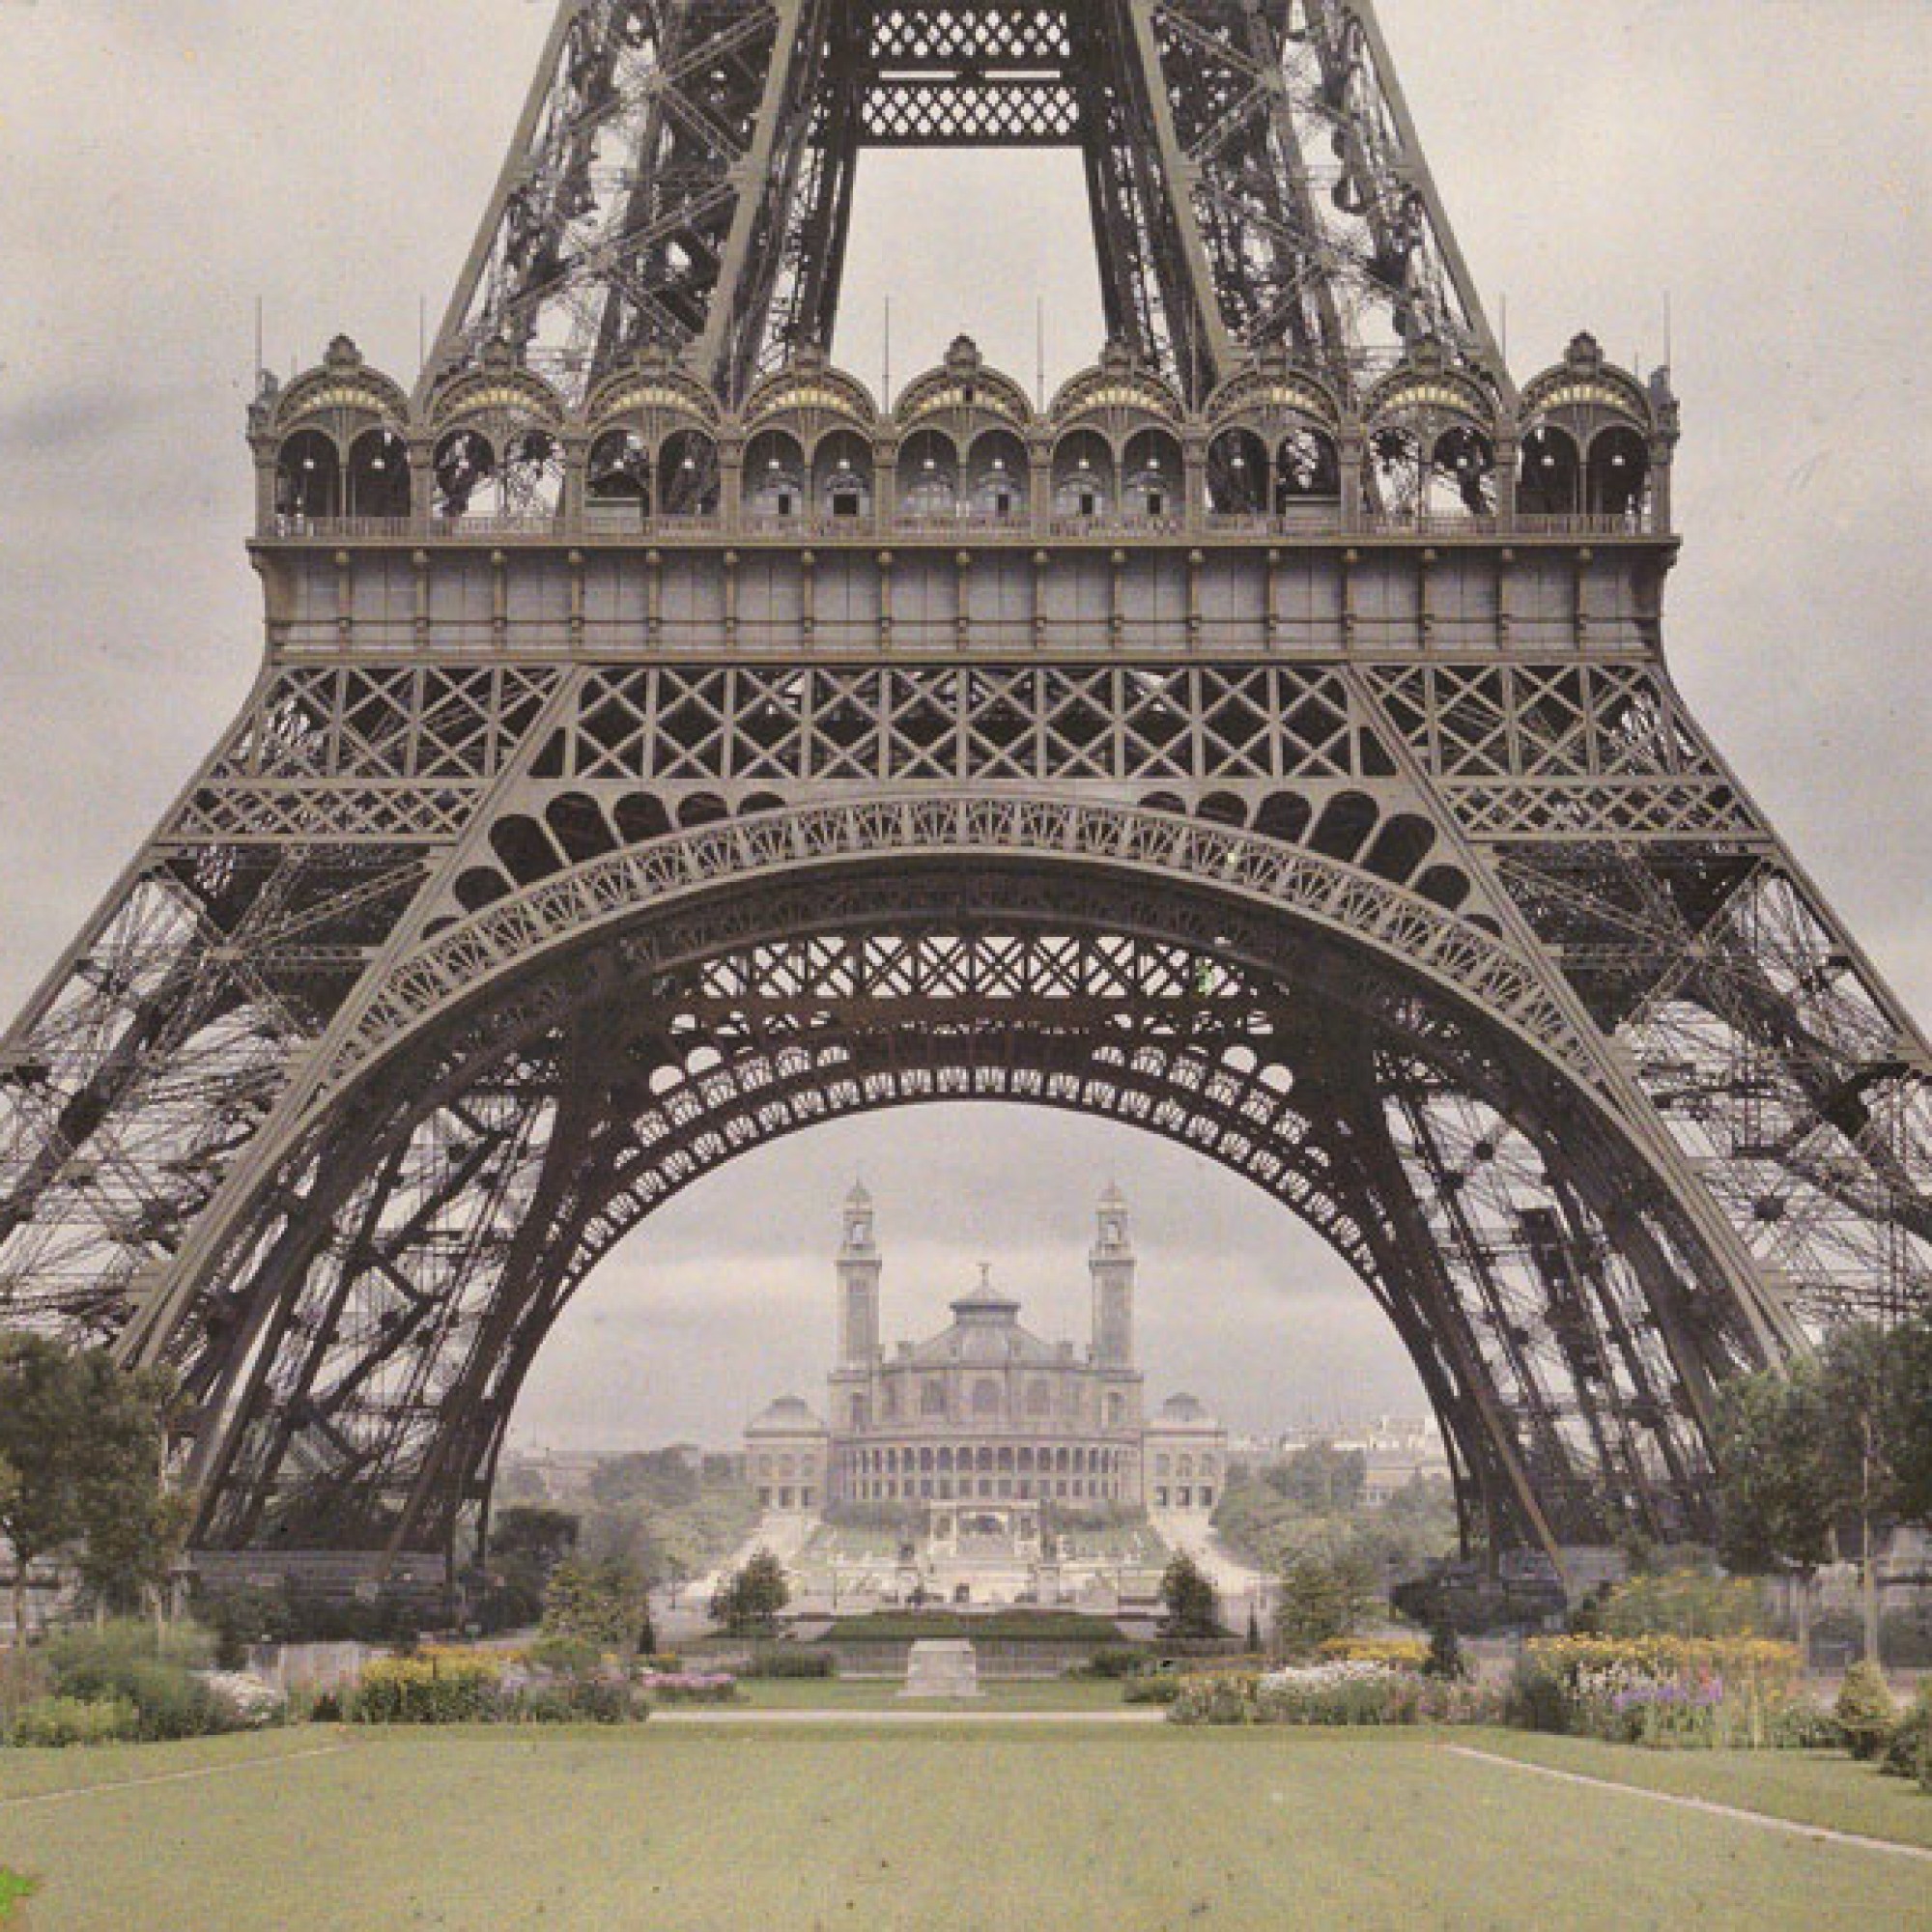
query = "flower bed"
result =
(1512, 1635, 1805, 1749)
(636, 1670, 738, 1705)
(1167, 1662, 1499, 1727)
(350, 1649, 651, 1724)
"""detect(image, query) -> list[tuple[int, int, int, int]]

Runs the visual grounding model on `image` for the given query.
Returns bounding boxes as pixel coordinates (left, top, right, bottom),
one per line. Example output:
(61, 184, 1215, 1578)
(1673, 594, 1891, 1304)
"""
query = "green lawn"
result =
(1467, 1727, 1932, 1851)
(2, 1725, 1927, 1930)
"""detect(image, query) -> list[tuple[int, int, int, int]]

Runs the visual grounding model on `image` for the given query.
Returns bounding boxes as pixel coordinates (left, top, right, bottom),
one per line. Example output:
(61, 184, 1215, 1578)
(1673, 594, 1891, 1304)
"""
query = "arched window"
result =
(1276, 426, 1340, 505)
(1586, 425, 1649, 521)
(500, 426, 564, 517)
(276, 429, 342, 521)
(973, 1379, 1001, 1418)
(1428, 424, 1495, 516)
(1122, 427, 1181, 521)
(966, 429, 1028, 523)
(1365, 421, 1422, 519)
(1052, 430, 1114, 519)
(813, 430, 873, 522)
(347, 429, 409, 519)
(745, 428, 806, 519)
(660, 430, 721, 516)
(587, 428, 652, 516)
(897, 429, 960, 519)
(1519, 424, 1580, 516)
(1026, 1379, 1051, 1416)
(1206, 427, 1267, 514)
(1104, 1393, 1124, 1427)
(920, 1378, 947, 1417)
(432, 428, 496, 520)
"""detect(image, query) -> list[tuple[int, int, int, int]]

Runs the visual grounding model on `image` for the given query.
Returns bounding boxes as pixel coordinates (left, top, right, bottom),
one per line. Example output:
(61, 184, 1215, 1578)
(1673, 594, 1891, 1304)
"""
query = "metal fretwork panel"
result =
(3, 0, 1922, 1583)
(429, 0, 1498, 405)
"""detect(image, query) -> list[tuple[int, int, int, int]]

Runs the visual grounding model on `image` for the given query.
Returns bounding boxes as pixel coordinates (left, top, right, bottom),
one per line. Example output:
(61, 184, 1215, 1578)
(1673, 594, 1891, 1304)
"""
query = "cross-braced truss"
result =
(431, 0, 1496, 405)
(169, 885, 1754, 1558)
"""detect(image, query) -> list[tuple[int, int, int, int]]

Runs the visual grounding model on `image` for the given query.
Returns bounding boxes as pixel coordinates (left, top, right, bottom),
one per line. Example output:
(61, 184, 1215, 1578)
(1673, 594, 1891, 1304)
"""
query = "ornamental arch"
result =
(119, 796, 1788, 1573)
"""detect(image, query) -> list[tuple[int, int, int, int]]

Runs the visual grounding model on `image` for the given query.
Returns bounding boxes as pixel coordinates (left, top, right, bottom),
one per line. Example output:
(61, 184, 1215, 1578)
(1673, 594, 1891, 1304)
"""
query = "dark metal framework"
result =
(432, 0, 1493, 406)
(2, 0, 1926, 1581)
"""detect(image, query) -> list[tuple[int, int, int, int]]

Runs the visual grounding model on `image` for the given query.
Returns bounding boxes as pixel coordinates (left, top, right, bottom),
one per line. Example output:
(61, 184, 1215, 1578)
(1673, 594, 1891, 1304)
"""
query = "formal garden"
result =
(4, 1320, 1932, 1924)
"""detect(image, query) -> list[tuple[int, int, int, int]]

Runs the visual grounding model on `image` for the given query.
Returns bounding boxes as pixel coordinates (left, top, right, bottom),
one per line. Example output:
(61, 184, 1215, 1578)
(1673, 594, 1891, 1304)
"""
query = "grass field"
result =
(3, 1723, 1928, 1930)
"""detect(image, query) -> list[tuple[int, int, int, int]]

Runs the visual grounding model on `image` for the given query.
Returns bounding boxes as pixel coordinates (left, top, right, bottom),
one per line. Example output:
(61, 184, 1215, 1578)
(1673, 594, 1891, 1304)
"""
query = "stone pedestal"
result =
(898, 1637, 980, 1698)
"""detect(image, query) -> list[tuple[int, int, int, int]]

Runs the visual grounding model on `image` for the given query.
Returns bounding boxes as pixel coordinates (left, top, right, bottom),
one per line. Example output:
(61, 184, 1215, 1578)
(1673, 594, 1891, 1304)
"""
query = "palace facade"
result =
(745, 1184, 1226, 1519)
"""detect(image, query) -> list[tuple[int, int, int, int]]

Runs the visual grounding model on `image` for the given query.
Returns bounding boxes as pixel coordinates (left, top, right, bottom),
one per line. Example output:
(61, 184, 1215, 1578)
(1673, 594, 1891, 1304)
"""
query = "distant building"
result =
(743, 1184, 1226, 1519)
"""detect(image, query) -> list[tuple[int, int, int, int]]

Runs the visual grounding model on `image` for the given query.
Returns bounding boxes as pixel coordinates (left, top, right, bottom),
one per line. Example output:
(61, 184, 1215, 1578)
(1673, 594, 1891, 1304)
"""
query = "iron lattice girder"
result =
(178, 880, 1747, 1555)
(431, 0, 1495, 404)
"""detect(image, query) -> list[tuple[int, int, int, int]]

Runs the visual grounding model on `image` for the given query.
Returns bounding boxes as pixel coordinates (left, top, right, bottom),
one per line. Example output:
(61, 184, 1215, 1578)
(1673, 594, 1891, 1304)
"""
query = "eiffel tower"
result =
(4, 0, 1926, 1591)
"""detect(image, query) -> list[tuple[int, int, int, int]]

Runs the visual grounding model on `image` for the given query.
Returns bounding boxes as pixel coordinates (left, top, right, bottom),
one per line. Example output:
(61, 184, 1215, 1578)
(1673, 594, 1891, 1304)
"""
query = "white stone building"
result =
(744, 1184, 1227, 1519)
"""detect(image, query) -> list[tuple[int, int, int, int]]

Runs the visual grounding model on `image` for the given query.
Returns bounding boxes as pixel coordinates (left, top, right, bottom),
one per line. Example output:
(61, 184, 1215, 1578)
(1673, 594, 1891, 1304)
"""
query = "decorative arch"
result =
(134, 794, 1788, 1577)
(896, 428, 961, 518)
(274, 428, 343, 521)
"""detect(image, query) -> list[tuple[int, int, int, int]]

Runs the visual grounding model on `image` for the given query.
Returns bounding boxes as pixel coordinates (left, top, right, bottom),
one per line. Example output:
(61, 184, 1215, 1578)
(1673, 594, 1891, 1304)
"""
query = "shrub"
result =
(739, 1646, 836, 1679)
(525, 1634, 603, 1678)
(1834, 1662, 1896, 1762)
(639, 1653, 682, 1674)
(506, 1676, 640, 1725)
(350, 1653, 504, 1725)
(1879, 1684, 1932, 1788)
(1084, 1646, 1148, 1680)
(199, 1671, 286, 1729)
(11, 1694, 138, 1748)
(1763, 1698, 1842, 1751)
(196, 1584, 419, 1657)
(43, 1622, 233, 1742)
(1168, 1675, 1260, 1725)
(1423, 1623, 1467, 1682)
(0, 1648, 50, 1740)
(1586, 1569, 1765, 1639)
(1122, 1674, 1181, 1705)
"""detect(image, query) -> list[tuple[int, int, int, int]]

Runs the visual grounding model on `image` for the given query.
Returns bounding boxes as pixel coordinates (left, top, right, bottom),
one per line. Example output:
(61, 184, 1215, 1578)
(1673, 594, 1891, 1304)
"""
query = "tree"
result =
(1157, 1552, 1219, 1638)
(0, 1335, 185, 1643)
(709, 1548, 789, 1635)
(1714, 1363, 1833, 1657)
(1267, 1445, 1367, 1513)
(541, 1556, 647, 1649)
(1886, 1313, 1932, 1525)
(486, 1506, 580, 1628)
(1818, 1322, 1912, 1666)
(1274, 1553, 1353, 1657)
(1423, 1621, 1466, 1682)
(73, 1363, 191, 1621)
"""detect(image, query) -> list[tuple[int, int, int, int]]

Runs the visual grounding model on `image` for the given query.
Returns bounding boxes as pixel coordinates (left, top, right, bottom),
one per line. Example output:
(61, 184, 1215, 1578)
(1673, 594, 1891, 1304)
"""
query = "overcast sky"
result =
(1, 2, 1926, 1449)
